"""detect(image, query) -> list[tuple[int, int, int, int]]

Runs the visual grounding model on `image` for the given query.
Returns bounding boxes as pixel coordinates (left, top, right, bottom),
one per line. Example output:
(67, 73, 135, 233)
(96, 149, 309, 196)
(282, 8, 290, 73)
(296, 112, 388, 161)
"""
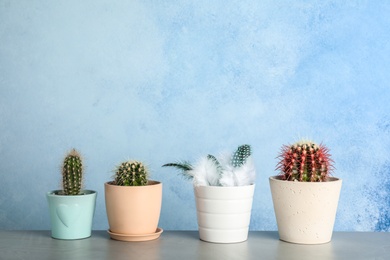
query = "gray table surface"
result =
(0, 231, 389, 260)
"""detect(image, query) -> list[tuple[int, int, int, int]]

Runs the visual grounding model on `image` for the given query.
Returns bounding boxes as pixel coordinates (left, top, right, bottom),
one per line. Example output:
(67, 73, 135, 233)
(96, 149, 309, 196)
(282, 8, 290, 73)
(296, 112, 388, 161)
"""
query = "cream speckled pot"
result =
(194, 184, 255, 243)
(269, 176, 342, 244)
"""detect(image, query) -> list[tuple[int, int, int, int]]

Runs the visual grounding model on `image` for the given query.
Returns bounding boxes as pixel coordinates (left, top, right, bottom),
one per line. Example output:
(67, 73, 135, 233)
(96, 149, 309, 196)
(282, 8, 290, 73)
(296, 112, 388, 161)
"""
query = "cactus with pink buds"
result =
(276, 140, 334, 182)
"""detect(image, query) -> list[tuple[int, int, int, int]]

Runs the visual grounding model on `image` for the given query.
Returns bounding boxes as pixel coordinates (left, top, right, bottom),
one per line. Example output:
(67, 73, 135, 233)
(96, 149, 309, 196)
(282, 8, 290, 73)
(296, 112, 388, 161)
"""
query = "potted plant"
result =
(163, 144, 256, 243)
(269, 140, 342, 244)
(105, 160, 163, 242)
(46, 149, 97, 240)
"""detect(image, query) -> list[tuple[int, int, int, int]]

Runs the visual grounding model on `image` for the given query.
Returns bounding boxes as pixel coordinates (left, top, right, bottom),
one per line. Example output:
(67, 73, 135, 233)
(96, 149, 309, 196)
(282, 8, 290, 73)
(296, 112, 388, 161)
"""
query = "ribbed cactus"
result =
(114, 160, 148, 186)
(62, 149, 83, 195)
(231, 144, 251, 167)
(276, 140, 334, 182)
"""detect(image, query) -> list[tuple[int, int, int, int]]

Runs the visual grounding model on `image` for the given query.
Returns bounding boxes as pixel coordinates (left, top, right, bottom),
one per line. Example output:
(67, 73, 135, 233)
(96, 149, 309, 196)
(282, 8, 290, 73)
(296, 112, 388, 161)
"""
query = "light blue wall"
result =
(1, 0, 389, 231)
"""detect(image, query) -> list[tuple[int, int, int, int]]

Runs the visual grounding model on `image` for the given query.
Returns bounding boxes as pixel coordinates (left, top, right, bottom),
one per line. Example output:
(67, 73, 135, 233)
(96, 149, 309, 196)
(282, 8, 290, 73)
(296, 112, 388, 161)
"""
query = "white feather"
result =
(219, 155, 256, 187)
(191, 156, 221, 187)
(232, 156, 256, 186)
(189, 149, 256, 187)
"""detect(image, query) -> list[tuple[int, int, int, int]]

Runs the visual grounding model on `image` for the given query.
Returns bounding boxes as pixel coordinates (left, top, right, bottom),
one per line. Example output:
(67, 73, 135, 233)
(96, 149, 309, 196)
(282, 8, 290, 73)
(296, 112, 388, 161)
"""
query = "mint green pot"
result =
(47, 190, 97, 240)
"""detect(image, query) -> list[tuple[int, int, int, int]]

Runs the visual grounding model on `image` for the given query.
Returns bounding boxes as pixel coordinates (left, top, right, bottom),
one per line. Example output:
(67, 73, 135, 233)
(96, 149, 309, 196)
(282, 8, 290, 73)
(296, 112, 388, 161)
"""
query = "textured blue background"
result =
(1, 0, 389, 231)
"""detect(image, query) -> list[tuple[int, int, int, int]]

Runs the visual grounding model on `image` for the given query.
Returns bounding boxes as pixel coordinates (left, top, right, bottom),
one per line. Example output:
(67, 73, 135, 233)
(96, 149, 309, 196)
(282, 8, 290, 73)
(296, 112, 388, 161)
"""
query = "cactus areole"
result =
(276, 141, 334, 182)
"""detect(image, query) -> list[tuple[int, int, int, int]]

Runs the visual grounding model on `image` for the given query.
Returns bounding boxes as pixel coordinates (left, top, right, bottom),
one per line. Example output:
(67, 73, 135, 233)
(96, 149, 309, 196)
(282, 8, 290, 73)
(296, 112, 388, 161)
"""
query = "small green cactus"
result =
(276, 140, 334, 182)
(62, 149, 83, 195)
(231, 144, 251, 167)
(114, 160, 148, 186)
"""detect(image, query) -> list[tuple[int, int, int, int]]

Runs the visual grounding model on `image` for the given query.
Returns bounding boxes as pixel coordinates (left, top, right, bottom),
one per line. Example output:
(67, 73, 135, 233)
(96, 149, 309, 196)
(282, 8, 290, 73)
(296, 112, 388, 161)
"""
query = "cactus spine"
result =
(276, 140, 334, 182)
(114, 160, 148, 186)
(62, 149, 83, 195)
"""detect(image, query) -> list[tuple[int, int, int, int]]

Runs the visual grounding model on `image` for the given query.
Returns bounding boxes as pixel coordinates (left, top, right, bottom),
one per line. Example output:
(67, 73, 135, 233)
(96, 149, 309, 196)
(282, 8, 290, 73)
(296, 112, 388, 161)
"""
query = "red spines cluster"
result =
(276, 142, 334, 182)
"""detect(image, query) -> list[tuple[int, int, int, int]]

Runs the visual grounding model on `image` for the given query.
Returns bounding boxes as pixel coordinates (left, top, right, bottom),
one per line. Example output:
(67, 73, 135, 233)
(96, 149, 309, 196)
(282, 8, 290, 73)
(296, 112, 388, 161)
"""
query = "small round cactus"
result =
(114, 160, 148, 186)
(62, 149, 83, 195)
(276, 140, 334, 182)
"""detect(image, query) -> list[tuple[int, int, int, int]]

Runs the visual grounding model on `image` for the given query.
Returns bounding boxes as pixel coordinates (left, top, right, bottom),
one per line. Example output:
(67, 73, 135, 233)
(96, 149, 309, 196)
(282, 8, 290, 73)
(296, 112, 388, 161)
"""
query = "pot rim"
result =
(269, 175, 341, 183)
(105, 180, 162, 188)
(47, 190, 97, 197)
(193, 183, 255, 189)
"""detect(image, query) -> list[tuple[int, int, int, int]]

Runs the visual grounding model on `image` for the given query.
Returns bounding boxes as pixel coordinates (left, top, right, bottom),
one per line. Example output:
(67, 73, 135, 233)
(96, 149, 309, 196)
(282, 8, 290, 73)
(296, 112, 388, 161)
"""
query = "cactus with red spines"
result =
(276, 140, 334, 182)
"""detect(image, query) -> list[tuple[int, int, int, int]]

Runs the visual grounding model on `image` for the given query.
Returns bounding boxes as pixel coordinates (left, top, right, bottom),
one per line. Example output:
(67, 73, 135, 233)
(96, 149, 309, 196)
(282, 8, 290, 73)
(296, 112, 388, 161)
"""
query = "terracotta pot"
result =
(269, 176, 342, 244)
(105, 181, 162, 237)
(194, 184, 255, 243)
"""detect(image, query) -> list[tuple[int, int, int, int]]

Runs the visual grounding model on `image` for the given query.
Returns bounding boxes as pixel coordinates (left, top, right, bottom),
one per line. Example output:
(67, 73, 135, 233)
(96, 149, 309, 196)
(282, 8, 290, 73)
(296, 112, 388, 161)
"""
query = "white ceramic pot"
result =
(269, 176, 342, 244)
(194, 184, 255, 243)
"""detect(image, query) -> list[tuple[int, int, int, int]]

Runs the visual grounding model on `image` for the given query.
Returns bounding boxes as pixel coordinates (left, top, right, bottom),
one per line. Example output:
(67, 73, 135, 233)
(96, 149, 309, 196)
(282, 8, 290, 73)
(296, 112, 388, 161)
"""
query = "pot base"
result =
(107, 228, 163, 242)
(199, 227, 249, 243)
(279, 238, 331, 245)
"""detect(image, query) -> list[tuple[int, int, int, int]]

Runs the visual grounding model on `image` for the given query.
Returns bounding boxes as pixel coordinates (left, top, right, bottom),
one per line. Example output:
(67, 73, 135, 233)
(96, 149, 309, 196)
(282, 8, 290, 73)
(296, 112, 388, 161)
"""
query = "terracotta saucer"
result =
(107, 228, 163, 242)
